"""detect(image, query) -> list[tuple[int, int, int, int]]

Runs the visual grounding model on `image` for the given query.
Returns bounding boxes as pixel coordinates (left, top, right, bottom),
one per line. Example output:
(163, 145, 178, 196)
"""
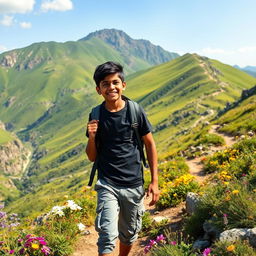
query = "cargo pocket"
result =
(95, 201, 104, 232)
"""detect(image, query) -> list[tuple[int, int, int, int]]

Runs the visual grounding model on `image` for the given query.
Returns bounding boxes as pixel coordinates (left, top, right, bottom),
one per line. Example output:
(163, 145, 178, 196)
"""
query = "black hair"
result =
(93, 61, 125, 87)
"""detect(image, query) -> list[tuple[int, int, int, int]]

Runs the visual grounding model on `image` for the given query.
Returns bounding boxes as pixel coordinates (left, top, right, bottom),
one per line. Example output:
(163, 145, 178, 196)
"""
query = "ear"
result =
(96, 86, 101, 95)
(122, 81, 126, 91)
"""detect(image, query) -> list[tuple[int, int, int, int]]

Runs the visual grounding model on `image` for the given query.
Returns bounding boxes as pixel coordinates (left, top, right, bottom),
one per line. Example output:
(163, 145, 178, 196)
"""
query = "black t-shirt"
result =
(87, 100, 152, 188)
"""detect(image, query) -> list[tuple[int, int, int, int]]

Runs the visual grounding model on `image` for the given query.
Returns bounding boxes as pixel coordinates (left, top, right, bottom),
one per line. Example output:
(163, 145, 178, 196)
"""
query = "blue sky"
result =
(0, 0, 256, 67)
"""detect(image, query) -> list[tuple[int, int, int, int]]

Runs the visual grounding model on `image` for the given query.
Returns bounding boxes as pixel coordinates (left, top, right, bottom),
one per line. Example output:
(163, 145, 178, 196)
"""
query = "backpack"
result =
(87, 96, 148, 186)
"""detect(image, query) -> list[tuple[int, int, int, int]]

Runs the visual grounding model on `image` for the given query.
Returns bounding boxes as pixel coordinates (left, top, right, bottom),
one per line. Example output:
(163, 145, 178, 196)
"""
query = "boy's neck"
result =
(104, 98, 125, 112)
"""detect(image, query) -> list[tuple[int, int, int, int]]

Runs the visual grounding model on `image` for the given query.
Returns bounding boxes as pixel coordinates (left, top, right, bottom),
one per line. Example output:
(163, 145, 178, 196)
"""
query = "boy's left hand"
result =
(147, 182, 160, 206)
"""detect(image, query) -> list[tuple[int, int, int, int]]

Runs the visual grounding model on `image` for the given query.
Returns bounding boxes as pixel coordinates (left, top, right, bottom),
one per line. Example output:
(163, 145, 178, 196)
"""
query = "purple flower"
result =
(203, 247, 211, 256)
(170, 241, 177, 245)
(156, 234, 166, 243)
(41, 246, 51, 255)
(149, 239, 157, 247)
(0, 211, 7, 219)
(9, 250, 15, 254)
(144, 245, 151, 254)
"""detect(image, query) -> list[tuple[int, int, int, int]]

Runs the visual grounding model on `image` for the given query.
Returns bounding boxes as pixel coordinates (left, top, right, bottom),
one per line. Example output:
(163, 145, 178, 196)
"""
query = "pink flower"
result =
(203, 248, 211, 256)
(9, 250, 15, 254)
(170, 241, 177, 245)
(149, 240, 157, 247)
(144, 245, 151, 254)
(156, 234, 165, 243)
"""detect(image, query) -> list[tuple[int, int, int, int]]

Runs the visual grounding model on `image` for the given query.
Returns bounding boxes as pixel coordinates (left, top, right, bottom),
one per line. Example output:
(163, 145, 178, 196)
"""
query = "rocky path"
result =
(71, 125, 236, 256)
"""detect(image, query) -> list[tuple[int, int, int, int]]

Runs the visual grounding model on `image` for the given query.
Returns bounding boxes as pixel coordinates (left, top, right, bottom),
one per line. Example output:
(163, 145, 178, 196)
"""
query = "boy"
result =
(86, 61, 159, 256)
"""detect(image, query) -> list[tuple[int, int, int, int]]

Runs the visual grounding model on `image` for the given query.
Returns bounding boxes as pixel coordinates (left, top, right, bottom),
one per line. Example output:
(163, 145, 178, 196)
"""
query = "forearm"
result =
(86, 137, 97, 162)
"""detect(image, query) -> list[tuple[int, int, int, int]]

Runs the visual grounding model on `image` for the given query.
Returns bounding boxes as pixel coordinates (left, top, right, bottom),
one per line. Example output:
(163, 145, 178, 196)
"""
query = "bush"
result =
(211, 239, 256, 256)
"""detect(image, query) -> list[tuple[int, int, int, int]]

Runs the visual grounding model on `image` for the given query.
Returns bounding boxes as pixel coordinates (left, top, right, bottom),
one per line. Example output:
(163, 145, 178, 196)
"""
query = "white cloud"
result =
(200, 47, 234, 55)
(20, 21, 32, 29)
(0, 44, 7, 53)
(238, 46, 256, 53)
(196, 46, 256, 67)
(41, 0, 73, 12)
(0, 14, 14, 26)
(0, 0, 35, 14)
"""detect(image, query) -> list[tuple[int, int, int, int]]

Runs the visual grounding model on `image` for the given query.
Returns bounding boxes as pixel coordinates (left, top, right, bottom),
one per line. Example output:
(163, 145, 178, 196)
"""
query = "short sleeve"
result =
(138, 105, 153, 137)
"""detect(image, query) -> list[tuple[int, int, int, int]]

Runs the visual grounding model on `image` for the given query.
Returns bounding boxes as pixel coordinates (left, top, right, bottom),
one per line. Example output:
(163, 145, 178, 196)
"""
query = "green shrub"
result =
(212, 239, 256, 256)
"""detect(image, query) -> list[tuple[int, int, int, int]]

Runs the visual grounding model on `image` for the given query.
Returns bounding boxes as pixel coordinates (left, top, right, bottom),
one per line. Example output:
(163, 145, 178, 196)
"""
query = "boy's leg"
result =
(95, 180, 120, 255)
(119, 241, 132, 256)
(118, 185, 145, 256)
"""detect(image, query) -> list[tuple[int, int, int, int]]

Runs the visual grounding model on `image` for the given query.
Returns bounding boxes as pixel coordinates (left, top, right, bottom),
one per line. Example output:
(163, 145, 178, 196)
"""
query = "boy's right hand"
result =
(87, 120, 99, 138)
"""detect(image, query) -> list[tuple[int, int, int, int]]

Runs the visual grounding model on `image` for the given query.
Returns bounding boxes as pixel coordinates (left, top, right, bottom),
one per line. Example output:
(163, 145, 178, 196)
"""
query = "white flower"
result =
(77, 223, 86, 231)
(50, 206, 65, 217)
(66, 200, 82, 211)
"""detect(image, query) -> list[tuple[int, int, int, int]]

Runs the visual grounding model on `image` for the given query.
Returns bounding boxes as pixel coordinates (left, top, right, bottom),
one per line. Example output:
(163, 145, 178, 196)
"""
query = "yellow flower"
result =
(173, 193, 177, 197)
(232, 190, 239, 195)
(64, 195, 69, 199)
(31, 243, 39, 250)
(253, 189, 256, 193)
(226, 244, 235, 252)
(225, 195, 231, 201)
(223, 181, 229, 185)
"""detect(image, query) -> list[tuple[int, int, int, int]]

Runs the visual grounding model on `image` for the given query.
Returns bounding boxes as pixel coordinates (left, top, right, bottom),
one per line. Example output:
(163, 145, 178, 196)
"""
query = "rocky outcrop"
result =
(0, 51, 18, 68)
(219, 227, 256, 248)
(0, 124, 31, 176)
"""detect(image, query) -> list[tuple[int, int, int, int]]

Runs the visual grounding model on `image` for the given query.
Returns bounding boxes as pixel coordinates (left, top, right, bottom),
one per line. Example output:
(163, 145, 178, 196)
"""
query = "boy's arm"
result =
(142, 132, 159, 206)
(86, 120, 98, 162)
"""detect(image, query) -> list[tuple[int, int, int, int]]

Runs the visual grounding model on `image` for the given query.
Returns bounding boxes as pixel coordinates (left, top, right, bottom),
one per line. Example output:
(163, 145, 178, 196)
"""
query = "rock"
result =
(219, 228, 249, 242)
(203, 220, 220, 241)
(248, 131, 254, 137)
(186, 192, 201, 215)
(193, 239, 211, 250)
(248, 227, 256, 248)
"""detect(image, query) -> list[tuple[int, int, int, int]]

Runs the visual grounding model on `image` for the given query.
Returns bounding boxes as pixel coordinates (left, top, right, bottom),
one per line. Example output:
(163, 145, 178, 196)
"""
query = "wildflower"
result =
(223, 213, 228, 225)
(148, 239, 157, 248)
(223, 181, 229, 185)
(66, 200, 82, 211)
(144, 245, 151, 254)
(226, 244, 235, 252)
(203, 248, 211, 256)
(31, 243, 39, 249)
(156, 234, 165, 243)
(173, 193, 177, 197)
(170, 241, 177, 245)
(64, 195, 69, 199)
(77, 223, 86, 231)
(225, 195, 231, 201)
(41, 245, 51, 255)
(50, 206, 65, 216)
(232, 190, 239, 195)
(253, 189, 256, 193)
(9, 250, 15, 254)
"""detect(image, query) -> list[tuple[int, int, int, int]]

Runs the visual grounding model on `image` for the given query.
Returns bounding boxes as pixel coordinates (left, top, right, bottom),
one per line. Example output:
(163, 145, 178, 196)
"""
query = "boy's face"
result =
(96, 73, 126, 102)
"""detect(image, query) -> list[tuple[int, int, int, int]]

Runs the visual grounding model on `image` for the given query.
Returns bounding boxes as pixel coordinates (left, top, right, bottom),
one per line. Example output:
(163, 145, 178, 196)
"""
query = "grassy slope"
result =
(126, 54, 256, 156)
(215, 94, 256, 135)
(0, 128, 15, 144)
(3, 53, 256, 216)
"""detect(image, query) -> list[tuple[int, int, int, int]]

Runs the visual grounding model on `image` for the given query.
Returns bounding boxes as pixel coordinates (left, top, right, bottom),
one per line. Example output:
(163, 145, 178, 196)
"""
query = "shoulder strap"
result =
(87, 105, 101, 186)
(127, 99, 148, 168)
(90, 105, 101, 120)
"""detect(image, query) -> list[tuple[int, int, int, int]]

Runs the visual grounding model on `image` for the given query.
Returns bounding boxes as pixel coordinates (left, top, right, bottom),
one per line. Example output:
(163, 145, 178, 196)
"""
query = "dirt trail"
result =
(71, 125, 236, 256)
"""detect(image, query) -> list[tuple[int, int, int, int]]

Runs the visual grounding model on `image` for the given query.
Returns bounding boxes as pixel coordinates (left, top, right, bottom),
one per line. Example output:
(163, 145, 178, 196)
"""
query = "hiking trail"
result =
(71, 125, 236, 256)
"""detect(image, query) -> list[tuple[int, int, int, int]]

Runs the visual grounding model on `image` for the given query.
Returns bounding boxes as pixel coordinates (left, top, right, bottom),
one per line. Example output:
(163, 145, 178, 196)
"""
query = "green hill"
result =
(126, 53, 256, 156)
(215, 85, 256, 135)
(1, 34, 256, 217)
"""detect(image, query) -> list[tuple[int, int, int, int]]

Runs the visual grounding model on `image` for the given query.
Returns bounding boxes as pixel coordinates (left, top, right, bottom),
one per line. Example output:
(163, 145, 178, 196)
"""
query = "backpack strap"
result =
(127, 99, 148, 168)
(87, 105, 101, 186)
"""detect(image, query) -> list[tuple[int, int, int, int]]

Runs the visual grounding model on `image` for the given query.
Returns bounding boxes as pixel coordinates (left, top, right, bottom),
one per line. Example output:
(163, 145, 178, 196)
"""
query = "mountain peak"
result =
(79, 28, 179, 65)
